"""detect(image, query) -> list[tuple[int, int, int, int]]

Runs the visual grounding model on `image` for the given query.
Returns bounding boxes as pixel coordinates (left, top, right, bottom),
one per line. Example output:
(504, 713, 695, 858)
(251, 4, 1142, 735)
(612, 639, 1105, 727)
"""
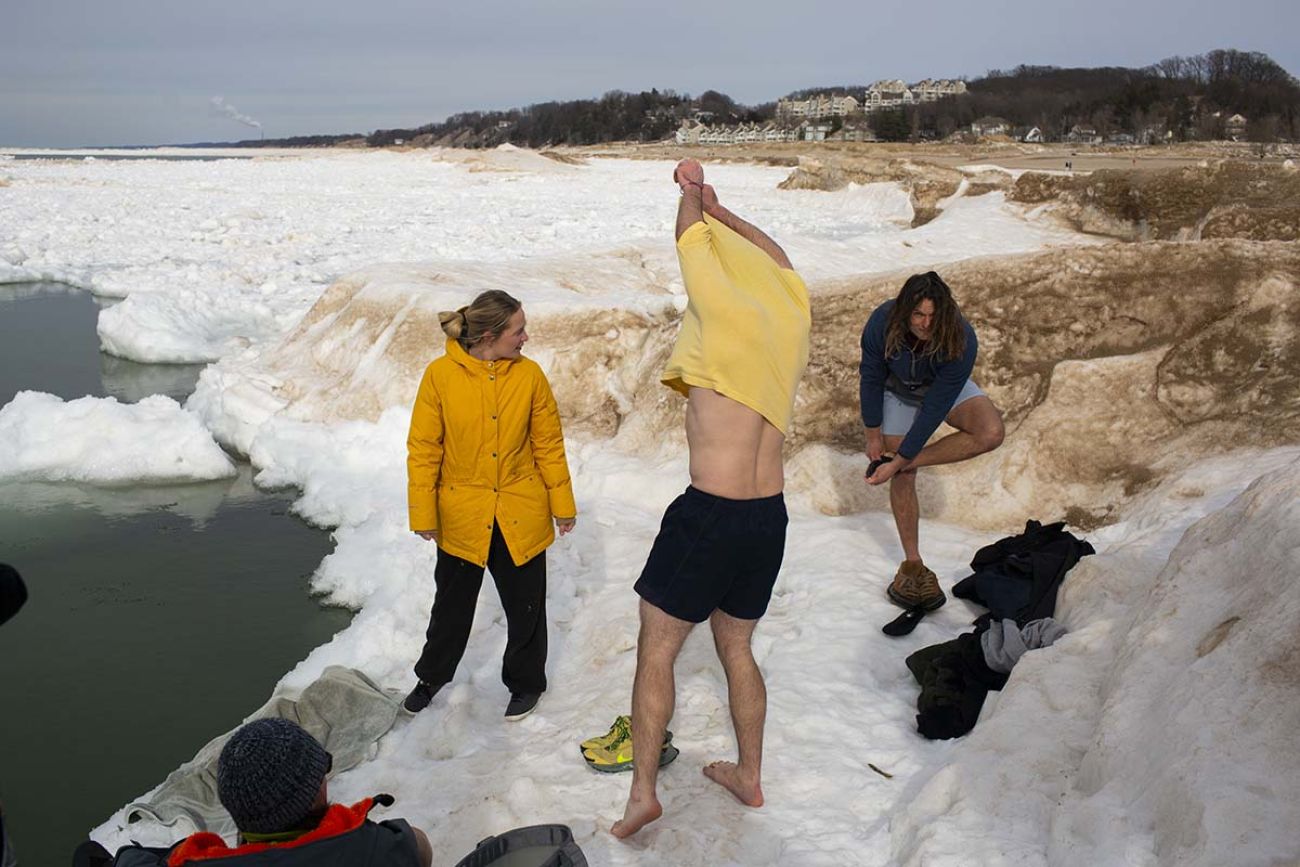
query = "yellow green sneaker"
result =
(583, 739, 679, 774)
(578, 715, 671, 755)
(580, 715, 631, 753)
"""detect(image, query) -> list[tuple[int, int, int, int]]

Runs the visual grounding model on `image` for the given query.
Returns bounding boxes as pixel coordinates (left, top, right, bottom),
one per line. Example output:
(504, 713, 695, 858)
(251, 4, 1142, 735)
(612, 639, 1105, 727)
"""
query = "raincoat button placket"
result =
(488, 361, 499, 497)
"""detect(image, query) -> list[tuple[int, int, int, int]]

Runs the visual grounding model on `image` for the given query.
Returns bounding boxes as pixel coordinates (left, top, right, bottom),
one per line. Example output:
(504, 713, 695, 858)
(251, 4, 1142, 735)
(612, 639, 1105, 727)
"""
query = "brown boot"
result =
(888, 560, 946, 611)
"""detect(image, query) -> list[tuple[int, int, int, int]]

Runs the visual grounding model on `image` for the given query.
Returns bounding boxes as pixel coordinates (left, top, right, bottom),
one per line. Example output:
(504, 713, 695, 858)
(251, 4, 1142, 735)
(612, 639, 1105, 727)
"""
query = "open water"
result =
(0, 282, 351, 864)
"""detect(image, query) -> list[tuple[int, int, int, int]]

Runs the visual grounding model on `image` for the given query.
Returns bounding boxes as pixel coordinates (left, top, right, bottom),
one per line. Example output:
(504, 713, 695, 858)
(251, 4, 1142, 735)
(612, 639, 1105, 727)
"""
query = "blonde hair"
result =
(439, 290, 522, 350)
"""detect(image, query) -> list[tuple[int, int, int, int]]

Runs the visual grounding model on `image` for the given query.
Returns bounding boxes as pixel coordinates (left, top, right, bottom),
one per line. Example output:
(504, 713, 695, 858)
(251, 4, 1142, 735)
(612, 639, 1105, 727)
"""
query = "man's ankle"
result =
(629, 783, 657, 801)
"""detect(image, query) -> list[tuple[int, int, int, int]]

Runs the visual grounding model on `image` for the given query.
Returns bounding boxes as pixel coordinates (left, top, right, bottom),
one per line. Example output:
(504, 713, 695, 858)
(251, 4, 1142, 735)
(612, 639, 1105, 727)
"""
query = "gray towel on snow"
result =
(123, 666, 403, 839)
(981, 617, 1069, 674)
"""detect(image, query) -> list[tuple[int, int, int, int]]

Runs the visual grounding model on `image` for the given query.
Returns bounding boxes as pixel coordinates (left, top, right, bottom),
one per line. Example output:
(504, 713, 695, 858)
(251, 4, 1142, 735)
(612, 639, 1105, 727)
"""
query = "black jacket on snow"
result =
(952, 520, 1094, 626)
(906, 630, 1008, 740)
(906, 521, 1093, 740)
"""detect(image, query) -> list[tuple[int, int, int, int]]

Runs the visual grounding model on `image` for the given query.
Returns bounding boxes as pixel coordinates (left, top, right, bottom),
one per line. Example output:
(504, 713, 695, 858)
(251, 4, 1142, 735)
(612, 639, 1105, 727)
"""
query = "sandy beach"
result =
(570, 138, 1295, 174)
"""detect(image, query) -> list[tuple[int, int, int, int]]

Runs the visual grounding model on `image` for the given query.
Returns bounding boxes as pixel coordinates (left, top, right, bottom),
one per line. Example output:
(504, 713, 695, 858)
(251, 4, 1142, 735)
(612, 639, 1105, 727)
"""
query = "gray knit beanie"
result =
(217, 718, 330, 834)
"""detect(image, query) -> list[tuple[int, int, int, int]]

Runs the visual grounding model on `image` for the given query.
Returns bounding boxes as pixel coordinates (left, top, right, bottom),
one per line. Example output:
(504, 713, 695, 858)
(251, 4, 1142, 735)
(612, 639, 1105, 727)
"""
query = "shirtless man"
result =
(612, 159, 811, 838)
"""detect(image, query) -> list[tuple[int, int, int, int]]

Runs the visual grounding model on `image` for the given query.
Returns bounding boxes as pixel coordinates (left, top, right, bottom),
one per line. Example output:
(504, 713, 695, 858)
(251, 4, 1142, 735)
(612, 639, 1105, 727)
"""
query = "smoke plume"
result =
(210, 96, 261, 129)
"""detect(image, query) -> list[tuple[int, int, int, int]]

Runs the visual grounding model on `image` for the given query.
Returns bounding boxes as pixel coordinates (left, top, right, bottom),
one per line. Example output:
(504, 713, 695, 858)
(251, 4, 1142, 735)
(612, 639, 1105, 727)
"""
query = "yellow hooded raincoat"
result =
(407, 339, 577, 567)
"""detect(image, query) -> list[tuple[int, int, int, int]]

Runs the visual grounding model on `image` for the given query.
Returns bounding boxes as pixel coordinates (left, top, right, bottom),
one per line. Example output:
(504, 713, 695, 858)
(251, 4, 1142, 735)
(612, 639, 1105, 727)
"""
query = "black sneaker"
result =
(402, 681, 440, 713)
(504, 692, 540, 720)
(866, 453, 895, 479)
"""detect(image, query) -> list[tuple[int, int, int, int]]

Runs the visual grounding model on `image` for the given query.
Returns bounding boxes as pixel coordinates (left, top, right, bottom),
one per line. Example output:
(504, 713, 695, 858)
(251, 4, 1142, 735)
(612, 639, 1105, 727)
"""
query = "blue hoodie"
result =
(859, 299, 978, 460)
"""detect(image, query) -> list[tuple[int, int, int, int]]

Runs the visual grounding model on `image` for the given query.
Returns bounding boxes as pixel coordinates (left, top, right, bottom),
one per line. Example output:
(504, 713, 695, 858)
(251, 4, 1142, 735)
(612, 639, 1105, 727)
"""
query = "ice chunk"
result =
(0, 391, 236, 484)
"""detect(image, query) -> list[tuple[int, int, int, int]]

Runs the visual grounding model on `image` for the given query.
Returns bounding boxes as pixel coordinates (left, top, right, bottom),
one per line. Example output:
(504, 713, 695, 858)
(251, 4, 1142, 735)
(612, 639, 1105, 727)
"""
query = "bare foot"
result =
(611, 791, 663, 839)
(703, 761, 764, 807)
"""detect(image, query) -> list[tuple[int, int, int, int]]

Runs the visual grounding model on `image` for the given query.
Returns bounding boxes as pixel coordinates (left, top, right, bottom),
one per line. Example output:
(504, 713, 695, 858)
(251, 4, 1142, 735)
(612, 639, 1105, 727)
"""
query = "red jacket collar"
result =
(168, 797, 377, 865)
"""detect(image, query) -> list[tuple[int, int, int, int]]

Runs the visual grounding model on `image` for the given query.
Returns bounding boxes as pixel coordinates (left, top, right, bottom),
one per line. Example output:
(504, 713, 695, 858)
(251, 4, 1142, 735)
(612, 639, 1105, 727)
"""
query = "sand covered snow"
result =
(3, 148, 1297, 865)
(0, 150, 1093, 363)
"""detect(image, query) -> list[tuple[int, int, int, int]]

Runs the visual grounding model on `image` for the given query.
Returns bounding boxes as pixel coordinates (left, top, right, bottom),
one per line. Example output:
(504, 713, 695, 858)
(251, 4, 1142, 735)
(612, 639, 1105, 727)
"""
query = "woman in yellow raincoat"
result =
(404, 289, 576, 720)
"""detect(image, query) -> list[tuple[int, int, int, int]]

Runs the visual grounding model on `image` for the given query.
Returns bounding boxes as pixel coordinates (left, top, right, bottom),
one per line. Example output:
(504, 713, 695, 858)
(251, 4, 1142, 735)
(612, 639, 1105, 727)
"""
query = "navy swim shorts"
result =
(634, 486, 788, 623)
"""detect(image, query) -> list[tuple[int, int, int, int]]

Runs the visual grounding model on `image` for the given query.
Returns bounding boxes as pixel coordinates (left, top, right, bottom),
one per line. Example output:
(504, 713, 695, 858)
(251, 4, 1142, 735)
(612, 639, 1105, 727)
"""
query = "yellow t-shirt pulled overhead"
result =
(662, 215, 811, 436)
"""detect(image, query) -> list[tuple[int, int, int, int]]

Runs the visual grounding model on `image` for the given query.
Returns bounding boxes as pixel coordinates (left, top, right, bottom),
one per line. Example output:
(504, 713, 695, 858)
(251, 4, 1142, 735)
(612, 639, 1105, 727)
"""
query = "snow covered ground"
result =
(1, 151, 1091, 363)
(2, 149, 1294, 865)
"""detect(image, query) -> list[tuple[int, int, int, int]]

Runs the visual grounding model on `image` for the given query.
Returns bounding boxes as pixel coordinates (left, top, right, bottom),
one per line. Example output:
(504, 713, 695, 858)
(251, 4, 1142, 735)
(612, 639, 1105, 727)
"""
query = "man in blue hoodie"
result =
(859, 272, 1004, 610)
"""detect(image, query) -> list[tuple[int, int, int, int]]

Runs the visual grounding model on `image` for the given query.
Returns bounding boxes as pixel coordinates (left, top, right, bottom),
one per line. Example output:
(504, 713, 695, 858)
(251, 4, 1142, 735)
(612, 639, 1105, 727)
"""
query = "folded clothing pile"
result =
(904, 520, 1091, 740)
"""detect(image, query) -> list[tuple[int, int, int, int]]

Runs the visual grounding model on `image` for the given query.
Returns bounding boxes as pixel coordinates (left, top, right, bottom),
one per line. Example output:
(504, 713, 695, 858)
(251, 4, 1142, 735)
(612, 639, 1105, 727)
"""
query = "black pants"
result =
(414, 524, 548, 695)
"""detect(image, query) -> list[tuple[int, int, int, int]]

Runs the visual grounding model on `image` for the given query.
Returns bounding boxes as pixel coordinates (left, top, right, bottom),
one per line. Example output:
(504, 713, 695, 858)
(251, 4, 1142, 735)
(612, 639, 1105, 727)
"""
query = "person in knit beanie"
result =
(157, 718, 434, 866)
(217, 718, 331, 836)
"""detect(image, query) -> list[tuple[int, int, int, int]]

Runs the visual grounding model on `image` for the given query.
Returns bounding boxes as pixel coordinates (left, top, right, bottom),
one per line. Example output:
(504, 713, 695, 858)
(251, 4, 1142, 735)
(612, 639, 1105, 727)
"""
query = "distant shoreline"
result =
(573, 139, 1296, 173)
(0, 146, 311, 160)
(4, 140, 1292, 175)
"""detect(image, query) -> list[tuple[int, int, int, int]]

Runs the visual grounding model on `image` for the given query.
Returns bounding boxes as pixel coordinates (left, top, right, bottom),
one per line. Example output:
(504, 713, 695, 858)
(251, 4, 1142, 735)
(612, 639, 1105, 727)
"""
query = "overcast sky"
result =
(1, 0, 1296, 147)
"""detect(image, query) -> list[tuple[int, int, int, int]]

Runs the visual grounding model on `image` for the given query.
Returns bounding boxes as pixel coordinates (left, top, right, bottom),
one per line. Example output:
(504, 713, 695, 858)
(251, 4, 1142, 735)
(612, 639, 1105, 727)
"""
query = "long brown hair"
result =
(439, 290, 521, 351)
(883, 271, 966, 361)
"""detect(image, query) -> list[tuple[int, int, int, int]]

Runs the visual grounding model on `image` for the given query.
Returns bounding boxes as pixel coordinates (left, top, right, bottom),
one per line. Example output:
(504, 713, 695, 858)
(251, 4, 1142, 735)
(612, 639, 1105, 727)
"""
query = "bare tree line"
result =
(223, 49, 1298, 149)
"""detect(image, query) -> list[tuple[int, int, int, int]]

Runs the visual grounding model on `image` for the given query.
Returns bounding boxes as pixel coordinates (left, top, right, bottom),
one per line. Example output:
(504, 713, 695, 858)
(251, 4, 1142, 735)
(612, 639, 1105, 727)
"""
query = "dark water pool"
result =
(0, 282, 351, 865)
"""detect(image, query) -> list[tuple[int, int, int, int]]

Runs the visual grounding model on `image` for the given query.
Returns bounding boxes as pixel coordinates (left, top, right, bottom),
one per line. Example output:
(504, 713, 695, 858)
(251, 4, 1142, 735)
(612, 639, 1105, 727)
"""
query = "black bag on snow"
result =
(452, 824, 587, 867)
(71, 840, 172, 867)
(905, 630, 1009, 740)
(75, 822, 587, 867)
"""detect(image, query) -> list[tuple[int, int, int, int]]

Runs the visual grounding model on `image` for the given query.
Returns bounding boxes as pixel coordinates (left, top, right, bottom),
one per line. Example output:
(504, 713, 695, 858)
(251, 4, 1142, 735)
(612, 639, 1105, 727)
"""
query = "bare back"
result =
(686, 387, 785, 499)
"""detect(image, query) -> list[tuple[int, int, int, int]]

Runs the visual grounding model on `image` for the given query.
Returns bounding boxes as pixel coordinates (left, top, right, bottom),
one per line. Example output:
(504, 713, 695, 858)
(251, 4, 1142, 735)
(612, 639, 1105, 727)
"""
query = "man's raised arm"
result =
(673, 158, 792, 269)
(700, 186, 793, 271)
(674, 158, 706, 240)
(677, 184, 705, 240)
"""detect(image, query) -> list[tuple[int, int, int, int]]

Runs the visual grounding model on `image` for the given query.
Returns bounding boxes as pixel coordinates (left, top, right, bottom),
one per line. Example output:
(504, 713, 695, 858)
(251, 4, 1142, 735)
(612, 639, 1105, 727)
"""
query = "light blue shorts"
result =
(881, 380, 984, 437)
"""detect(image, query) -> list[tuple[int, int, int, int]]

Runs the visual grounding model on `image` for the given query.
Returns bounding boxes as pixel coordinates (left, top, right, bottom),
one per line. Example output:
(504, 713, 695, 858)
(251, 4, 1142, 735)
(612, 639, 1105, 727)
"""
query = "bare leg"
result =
(889, 475, 921, 562)
(885, 397, 1003, 563)
(703, 610, 765, 807)
(612, 600, 694, 839)
(907, 396, 1004, 470)
(884, 434, 921, 562)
